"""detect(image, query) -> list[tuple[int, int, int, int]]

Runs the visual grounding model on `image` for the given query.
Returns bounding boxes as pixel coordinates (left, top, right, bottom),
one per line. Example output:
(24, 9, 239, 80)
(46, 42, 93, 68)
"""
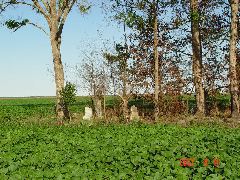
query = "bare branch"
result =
(40, 0, 50, 13)
(58, 0, 76, 33)
(1, 1, 35, 13)
(28, 22, 49, 35)
(57, 0, 67, 19)
(32, 0, 50, 24)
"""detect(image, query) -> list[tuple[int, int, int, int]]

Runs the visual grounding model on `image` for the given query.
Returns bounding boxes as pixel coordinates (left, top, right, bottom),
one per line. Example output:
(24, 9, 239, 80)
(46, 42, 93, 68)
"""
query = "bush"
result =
(60, 82, 77, 107)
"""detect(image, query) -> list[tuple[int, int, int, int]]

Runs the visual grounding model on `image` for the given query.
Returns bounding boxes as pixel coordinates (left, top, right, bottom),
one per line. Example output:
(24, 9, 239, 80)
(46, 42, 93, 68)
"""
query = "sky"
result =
(0, 1, 123, 97)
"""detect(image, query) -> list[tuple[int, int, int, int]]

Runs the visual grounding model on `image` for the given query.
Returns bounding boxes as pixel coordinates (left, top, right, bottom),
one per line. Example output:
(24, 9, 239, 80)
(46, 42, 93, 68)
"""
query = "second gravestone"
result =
(130, 105, 139, 120)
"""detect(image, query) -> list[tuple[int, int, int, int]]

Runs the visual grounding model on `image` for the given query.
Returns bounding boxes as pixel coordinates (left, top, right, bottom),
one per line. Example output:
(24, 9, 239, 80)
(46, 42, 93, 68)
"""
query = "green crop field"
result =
(0, 96, 239, 179)
(0, 96, 121, 123)
(0, 123, 239, 179)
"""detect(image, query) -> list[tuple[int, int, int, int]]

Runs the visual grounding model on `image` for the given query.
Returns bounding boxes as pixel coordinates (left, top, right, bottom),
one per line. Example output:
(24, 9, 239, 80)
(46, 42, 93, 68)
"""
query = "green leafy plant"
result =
(60, 82, 77, 107)
(0, 123, 240, 178)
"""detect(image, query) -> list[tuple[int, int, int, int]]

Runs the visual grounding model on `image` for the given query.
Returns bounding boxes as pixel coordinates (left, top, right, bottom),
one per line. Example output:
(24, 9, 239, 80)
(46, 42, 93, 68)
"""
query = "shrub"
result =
(60, 82, 77, 107)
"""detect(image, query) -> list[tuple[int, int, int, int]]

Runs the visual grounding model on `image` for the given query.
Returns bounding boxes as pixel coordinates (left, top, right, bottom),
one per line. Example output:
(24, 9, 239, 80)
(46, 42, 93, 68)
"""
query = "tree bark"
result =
(122, 8, 129, 122)
(229, 0, 240, 118)
(50, 29, 70, 120)
(92, 90, 103, 118)
(121, 53, 129, 121)
(190, 0, 205, 116)
(122, 97, 129, 121)
(154, 1, 160, 121)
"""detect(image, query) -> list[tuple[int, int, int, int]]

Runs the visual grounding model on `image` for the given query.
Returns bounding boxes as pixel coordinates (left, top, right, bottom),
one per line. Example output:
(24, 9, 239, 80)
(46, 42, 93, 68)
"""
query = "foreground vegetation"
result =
(0, 123, 240, 179)
(0, 97, 240, 178)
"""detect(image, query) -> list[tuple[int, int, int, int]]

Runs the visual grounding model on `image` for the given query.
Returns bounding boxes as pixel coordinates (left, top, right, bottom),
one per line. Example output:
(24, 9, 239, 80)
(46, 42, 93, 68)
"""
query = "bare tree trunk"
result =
(122, 56, 129, 121)
(50, 30, 70, 120)
(122, 97, 129, 121)
(190, 0, 205, 116)
(93, 97, 103, 118)
(104, 93, 106, 119)
(154, 1, 159, 121)
(237, 53, 240, 97)
(229, 0, 240, 118)
(122, 6, 129, 122)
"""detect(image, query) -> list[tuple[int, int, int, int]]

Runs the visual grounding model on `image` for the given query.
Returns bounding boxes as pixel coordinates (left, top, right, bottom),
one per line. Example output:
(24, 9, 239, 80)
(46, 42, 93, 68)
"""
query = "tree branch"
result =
(32, 0, 50, 24)
(1, 1, 35, 13)
(40, 0, 50, 13)
(28, 22, 49, 35)
(58, 0, 76, 34)
(57, 0, 67, 19)
(50, 0, 57, 16)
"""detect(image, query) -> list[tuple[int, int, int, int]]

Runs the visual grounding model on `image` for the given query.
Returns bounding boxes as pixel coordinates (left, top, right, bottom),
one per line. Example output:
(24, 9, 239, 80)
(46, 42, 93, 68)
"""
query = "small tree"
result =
(104, 42, 134, 121)
(76, 50, 109, 119)
(59, 81, 77, 120)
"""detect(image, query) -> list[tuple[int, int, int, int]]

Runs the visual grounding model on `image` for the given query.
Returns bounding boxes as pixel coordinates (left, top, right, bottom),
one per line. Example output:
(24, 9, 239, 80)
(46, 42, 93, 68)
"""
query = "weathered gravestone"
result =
(130, 105, 139, 120)
(83, 107, 93, 120)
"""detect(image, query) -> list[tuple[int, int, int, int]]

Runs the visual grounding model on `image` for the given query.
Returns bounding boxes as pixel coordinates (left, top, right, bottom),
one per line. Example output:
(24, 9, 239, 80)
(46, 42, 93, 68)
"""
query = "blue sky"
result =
(0, 2, 122, 97)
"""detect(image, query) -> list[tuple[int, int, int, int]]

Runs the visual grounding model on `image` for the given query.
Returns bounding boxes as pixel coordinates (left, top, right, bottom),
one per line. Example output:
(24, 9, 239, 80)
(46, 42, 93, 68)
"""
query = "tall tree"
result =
(104, 42, 132, 121)
(121, 1, 130, 121)
(168, 0, 229, 115)
(153, 0, 160, 121)
(190, 0, 205, 116)
(104, 0, 136, 121)
(1, 0, 90, 120)
(108, 0, 172, 120)
(229, 0, 240, 118)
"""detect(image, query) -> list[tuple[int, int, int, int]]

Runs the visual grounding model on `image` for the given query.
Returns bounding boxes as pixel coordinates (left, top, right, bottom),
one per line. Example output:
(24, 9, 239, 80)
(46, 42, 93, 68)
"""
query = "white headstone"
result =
(83, 107, 93, 120)
(130, 105, 139, 120)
